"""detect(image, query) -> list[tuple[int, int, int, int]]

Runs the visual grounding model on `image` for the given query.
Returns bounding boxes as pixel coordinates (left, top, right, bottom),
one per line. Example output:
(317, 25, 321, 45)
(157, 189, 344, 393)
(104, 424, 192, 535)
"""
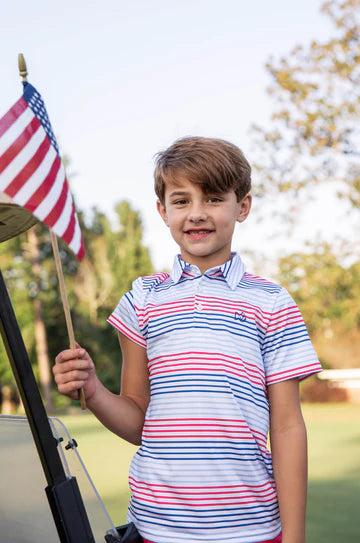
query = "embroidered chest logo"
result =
(234, 311, 246, 322)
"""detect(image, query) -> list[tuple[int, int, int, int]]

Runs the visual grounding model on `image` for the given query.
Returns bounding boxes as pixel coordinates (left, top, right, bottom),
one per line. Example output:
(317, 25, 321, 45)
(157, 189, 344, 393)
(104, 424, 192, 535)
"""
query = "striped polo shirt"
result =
(108, 253, 321, 543)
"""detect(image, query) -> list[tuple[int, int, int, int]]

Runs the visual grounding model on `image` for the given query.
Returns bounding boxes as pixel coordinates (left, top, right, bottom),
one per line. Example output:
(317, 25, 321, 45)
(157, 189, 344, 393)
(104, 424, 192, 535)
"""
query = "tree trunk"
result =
(27, 228, 54, 412)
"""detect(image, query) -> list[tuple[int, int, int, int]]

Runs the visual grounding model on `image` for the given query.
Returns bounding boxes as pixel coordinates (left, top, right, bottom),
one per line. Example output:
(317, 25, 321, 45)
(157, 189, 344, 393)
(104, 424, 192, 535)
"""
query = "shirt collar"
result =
(170, 252, 246, 290)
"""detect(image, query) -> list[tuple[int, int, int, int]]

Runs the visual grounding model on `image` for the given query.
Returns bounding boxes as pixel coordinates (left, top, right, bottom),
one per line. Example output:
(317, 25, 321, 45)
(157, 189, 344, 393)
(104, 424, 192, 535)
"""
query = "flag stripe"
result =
(24, 154, 61, 212)
(3, 136, 51, 198)
(0, 116, 40, 174)
(0, 97, 27, 138)
(68, 214, 83, 256)
(0, 107, 34, 157)
(34, 160, 66, 220)
(53, 184, 73, 235)
(15, 145, 57, 205)
(0, 83, 85, 260)
(44, 178, 68, 227)
(0, 122, 44, 190)
(62, 202, 76, 244)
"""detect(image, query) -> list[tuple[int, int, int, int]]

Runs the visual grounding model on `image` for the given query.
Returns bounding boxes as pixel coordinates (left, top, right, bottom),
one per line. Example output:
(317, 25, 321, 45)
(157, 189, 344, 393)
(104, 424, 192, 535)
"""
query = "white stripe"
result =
(0, 107, 34, 156)
(0, 124, 45, 190)
(52, 187, 72, 236)
(14, 145, 57, 205)
(34, 161, 65, 220)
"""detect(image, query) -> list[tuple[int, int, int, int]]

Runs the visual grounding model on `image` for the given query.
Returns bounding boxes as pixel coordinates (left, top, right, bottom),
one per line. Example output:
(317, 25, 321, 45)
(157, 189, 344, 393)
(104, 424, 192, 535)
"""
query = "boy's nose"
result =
(188, 204, 207, 222)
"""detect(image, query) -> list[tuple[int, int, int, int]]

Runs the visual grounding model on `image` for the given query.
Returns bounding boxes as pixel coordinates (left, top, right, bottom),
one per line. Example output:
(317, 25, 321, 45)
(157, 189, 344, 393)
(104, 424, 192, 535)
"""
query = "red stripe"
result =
(24, 154, 61, 212)
(267, 364, 321, 385)
(145, 422, 249, 428)
(107, 315, 146, 346)
(144, 417, 246, 423)
(77, 237, 85, 261)
(129, 476, 272, 491)
(43, 178, 68, 226)
(132, 489, 276, 500)
(150, 363, 263, 386)
(62, 202, 76, 244)
(143, 436, 253, 440)
(268, 363, 318, 380)
(143, 536, 282, 543)
(4, 136, 51, 197)
(0, 97, 27, 138)
(0, 116, 40, 174)
(131, 493, 276, 507)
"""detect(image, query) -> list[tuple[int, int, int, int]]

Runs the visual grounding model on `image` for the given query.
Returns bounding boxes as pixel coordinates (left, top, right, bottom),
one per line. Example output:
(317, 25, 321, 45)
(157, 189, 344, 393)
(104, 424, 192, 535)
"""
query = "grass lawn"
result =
(302, 403, 360, 542)
(61, 402, 360, 542)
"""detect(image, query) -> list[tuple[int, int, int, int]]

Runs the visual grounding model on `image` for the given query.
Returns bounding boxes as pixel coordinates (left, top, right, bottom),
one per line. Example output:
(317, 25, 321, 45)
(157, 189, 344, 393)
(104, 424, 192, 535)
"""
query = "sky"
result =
(1, 0, 346, 275)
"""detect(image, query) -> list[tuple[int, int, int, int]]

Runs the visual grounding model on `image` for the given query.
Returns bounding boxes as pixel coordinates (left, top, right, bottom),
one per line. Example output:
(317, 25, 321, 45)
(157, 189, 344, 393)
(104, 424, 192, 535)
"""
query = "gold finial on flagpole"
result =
(18, 53, 28, 82)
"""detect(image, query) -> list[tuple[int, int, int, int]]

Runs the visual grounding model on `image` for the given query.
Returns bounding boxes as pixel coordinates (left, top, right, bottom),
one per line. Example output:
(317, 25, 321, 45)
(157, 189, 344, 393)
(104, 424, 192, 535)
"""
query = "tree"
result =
(277, 242, 360, 368)
(251, 0, 360, 216)
(0, 199, 154, 411)
(0, 223, 58, 411)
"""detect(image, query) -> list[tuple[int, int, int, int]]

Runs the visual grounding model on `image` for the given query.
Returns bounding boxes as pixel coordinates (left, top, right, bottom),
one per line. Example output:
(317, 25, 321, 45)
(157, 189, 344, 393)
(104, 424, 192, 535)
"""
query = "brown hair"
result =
(154, 136, 251, 205)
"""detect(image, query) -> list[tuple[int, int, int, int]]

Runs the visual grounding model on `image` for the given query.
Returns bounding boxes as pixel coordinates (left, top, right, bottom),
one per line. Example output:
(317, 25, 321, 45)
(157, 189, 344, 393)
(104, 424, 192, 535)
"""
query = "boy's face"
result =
(157, 175, 251, 273)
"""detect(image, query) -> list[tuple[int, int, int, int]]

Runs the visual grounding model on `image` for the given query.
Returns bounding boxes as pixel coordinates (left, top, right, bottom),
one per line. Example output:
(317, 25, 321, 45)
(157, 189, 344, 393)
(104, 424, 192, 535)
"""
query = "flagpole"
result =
(50, 231, 87, 409)
(18, 54, 86, 410)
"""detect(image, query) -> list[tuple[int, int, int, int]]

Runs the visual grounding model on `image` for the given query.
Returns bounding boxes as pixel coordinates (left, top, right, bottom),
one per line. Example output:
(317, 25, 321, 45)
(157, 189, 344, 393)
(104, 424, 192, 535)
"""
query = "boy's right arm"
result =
(53, 332, 150, 446)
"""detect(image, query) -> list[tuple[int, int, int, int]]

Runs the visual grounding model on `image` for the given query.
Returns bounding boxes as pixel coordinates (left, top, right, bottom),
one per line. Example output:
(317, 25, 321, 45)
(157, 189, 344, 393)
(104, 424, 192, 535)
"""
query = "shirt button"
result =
(196, 303, 203, 311)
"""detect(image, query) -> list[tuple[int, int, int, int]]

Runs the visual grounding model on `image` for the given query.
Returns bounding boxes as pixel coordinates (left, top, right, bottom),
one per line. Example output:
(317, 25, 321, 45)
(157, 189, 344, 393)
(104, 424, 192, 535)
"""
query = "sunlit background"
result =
(1, 0, 344, 271)
(1, 2, 359, 542)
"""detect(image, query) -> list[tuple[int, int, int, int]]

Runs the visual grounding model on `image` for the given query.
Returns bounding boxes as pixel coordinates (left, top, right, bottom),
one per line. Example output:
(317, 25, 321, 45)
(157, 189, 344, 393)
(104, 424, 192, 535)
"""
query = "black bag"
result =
(105, 522, 143, 543)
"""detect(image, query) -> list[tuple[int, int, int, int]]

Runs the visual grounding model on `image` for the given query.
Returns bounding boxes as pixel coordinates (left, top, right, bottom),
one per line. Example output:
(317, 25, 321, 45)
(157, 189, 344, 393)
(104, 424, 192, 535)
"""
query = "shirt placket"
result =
(194, 273, 205, 314)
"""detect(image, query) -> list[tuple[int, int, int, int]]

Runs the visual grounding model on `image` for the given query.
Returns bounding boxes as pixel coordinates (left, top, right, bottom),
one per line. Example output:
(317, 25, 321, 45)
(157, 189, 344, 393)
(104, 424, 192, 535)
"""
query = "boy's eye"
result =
(173, 199, 188, 205)
(208, 196, 223, 203)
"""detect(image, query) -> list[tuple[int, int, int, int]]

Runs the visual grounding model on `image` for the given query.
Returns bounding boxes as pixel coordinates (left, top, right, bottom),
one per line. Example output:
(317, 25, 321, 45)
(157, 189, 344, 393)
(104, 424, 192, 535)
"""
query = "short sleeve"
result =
(107, 278, 147, 349)
(262, 287, 322, 386)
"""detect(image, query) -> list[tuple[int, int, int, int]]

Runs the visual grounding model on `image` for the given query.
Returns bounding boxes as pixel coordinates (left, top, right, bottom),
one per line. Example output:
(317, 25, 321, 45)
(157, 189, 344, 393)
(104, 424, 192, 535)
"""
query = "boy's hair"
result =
(154, 136, 251, 205)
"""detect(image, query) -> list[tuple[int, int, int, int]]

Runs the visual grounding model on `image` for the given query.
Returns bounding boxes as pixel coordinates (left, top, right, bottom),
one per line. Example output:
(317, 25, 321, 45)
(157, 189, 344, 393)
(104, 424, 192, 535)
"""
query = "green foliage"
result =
(278, 242, 360, 333)
(0, 200, 154, 405)
(277, 242, 360, 367)
(251, 0, 360, 210)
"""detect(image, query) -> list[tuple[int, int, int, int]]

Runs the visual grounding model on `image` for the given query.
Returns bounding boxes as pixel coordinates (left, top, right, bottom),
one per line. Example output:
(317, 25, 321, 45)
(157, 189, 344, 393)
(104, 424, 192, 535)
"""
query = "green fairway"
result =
(302, 403, 360, 542)
(61, 403, 360, 542)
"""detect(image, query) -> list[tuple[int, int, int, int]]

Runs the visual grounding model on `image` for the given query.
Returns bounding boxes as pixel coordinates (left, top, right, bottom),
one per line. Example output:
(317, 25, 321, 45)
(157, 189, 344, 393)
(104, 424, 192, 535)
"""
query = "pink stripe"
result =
(143, 535, 282, 543)
(107, 315, 146, 347)
(130, 494, 276, 507)
(142, 535, 282, 543)
(267, 362, 321, 384)
(149, 363, 264, 386)
(129, 476, 272, 491)
(144, 422, 250, 428)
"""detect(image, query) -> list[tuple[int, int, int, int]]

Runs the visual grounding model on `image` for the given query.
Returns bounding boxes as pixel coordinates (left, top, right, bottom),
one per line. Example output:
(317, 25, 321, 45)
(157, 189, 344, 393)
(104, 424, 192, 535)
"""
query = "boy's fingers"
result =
(55, 348, 86, 364)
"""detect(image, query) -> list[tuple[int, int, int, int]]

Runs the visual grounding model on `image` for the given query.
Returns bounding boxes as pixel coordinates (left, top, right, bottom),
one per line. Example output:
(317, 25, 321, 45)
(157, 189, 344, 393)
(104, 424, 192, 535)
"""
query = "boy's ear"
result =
(237, 193, 252, 223)
(157, 199, 169, 226)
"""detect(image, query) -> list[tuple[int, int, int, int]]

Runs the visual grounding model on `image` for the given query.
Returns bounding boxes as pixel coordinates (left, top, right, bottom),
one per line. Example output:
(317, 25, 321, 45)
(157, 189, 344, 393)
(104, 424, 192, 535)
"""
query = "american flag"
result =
(0, 82, 85, 260)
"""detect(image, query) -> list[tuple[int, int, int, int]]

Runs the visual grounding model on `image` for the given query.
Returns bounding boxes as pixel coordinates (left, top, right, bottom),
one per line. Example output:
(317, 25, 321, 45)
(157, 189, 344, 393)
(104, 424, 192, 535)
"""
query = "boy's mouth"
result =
(185, 229, 214, 238)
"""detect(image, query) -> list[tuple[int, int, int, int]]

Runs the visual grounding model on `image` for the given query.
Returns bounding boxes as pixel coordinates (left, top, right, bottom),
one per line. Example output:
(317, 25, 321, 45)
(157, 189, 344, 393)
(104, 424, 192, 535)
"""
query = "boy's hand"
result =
(53, 346, 97, 401)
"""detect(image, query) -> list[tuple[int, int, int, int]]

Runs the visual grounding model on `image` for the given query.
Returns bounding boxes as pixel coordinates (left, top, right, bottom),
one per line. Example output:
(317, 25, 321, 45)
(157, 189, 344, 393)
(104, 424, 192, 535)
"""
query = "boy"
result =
(53, 137, 321, 543)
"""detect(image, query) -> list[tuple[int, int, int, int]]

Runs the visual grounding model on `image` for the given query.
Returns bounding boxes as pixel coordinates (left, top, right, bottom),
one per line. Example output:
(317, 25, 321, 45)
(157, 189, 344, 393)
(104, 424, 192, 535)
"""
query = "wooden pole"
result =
(18, 53, 86, 409)
(50, 231, 86, 409)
